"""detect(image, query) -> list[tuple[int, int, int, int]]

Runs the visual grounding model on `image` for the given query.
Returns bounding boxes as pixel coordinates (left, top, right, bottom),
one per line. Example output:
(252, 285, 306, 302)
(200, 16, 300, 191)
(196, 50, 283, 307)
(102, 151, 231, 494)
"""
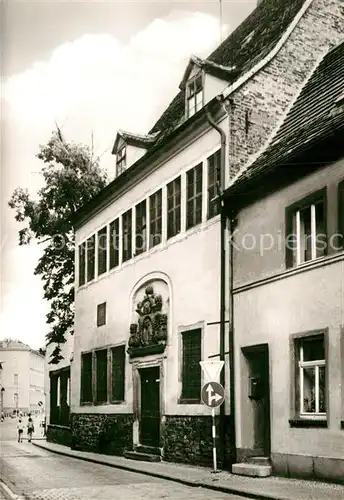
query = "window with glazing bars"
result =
(135, 200, 147, 255)
(95, 349, 108, 403)
(111, 345, 125, 402)
(122, 209, 132, 262)
(116, 146, 126, 176)
(186, 74, 203, 118)
(208, 150, 221, 219)
(181, 329, 202, 401)
(295, 335, 326, 417)
(81, 352, 93, 403)
(286, 189, 327, 268)
(109, 218, 119, 269)
(97, 227, 107, 276)
(79, 242, 86, 286)
(167, 177, 181, 239)
(186, 163, 203, 230)
(149, 189, 162, 248)
(86, 235, 95, 282)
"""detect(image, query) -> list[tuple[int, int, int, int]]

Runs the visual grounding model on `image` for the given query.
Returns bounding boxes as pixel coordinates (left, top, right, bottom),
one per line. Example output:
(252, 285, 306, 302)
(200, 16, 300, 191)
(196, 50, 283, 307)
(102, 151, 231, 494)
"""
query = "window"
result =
(109, 218, 119, 269)
(296, 335, 326, 418)
(186, 74, 203, 118)
(167, 177, 181, 239)
(95, 349, 108, 403)
(208, 150, 221, 219)
(286, 190, 327, 268)
(181, 329, 202, 402)
(97, 302, 106, 327)
(111, 345, 125, 402)
(186, 163, 203, 230)
(86, 235, 96, 282)
(338, 180, 344, 250)
(116, 145, 126, 176)
(13, 374, 18, 386)
(122, 209, 132, 262)
(97, 227, 107, 276)
(149, 189, 162, 248)
(81, 352, 93, 403)
(78, 242, 86, 286)
(135, 200, 147, 255)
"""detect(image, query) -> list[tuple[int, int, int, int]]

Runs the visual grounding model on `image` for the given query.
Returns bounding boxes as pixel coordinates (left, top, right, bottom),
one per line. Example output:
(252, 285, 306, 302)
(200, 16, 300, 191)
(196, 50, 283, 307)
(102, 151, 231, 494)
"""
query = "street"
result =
(0, 420, 246, 500)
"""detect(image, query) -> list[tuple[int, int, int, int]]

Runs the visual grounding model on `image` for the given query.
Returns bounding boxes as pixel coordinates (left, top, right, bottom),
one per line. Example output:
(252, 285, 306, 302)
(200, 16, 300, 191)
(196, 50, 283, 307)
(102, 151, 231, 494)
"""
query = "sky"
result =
(1, 0, 256, 350)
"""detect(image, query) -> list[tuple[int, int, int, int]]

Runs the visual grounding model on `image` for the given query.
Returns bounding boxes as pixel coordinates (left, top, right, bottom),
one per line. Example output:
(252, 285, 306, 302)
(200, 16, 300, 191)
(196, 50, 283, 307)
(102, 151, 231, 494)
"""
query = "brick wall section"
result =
(47, 424, 72, 447)
(163, 415, 233, 468)
(227, 0, 344, 179)
(70, 413, 133, 455)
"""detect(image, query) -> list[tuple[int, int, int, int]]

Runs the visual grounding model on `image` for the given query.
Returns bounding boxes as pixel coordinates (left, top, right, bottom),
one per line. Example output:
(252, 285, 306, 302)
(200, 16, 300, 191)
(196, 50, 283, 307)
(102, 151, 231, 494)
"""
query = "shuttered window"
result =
(86, 235, 95, 282)
(149, 189, 162, 248)
(135, 200, 147, 255)
(78, 242, 86, 286)
(81, 352, 93, 403)
(111, 345, 125, 402)
(97, 227, 107, 275)
(186, 164, 203, 230)
(109, 218, 120, 269)
(95, 349, 108, 403)
(122, 209, 132, 262)
(181, 329, 202, 402)
(208, 150, 221, 219)
(167, 177, 181, 239)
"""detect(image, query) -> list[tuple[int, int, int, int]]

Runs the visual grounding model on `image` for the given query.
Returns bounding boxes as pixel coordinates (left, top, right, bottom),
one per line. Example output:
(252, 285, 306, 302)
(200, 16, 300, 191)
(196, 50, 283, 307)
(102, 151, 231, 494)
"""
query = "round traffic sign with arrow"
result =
(201, 381, 225, 408)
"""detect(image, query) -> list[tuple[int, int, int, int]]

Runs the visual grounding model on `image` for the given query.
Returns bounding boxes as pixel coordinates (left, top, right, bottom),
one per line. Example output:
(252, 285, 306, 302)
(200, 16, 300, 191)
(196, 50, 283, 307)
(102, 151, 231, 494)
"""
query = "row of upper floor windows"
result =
(78, 149, 221, 287)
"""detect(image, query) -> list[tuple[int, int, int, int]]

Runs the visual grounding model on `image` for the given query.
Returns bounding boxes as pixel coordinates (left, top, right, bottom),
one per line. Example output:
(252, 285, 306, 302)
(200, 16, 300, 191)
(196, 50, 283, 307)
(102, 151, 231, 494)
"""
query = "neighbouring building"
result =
(44, 332, 73, 446)
(48, 0, 343, 474)
(0, 339, 45, 415)
(224, 41, 344, 482)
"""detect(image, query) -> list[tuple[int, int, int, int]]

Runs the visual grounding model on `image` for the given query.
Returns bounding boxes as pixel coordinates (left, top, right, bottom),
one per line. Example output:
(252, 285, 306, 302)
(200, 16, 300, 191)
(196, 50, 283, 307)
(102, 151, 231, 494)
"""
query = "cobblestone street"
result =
(0, 435, 245, 500)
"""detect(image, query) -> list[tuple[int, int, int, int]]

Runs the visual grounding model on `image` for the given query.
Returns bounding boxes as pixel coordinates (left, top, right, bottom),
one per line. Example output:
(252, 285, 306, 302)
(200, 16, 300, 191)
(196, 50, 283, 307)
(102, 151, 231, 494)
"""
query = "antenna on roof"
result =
(219, 0, 223, 43)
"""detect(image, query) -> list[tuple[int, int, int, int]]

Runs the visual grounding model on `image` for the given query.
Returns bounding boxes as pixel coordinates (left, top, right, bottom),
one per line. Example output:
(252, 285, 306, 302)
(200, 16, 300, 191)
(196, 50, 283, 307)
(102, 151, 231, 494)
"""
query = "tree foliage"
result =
(9, 131, 107, 364)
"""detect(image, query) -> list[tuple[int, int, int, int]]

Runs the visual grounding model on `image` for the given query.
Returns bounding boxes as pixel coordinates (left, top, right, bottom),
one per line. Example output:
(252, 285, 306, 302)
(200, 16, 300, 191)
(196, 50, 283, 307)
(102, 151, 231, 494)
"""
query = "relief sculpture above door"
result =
(128, 284, 168, 358)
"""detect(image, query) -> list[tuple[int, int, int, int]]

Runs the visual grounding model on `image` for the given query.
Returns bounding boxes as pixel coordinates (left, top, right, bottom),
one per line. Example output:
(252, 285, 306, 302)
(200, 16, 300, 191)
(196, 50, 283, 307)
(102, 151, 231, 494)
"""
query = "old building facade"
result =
(0, 339, 45, 415)
(47, 0, 343, 474)
(225, 41, 344, 481)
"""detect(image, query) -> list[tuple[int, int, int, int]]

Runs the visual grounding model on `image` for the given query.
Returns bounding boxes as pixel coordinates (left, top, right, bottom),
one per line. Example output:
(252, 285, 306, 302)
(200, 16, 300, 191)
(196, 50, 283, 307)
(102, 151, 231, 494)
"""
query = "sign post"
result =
(200, 376, 225, 473)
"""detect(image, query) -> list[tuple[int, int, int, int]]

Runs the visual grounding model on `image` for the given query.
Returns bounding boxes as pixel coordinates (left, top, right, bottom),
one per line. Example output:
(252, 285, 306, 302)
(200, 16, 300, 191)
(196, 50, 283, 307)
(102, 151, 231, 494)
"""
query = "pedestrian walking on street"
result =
(17, 419, 24, 442)
(27, 416, 34, 443)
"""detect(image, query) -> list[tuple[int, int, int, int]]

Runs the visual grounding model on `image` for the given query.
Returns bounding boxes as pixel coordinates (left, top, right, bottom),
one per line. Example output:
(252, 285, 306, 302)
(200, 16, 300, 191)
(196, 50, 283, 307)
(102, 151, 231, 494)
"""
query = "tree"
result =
(9, 131, 108, 364)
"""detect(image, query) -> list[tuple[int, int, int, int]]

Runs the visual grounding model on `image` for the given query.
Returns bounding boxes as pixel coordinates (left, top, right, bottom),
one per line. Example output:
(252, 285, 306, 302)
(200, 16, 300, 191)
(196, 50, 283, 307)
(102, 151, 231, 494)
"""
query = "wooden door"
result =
(140, 367, 160, 447)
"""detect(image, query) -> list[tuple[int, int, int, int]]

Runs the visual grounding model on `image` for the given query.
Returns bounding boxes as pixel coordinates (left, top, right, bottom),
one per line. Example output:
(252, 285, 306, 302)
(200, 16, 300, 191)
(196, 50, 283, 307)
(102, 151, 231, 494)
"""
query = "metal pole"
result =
(212, 408, 217, 473)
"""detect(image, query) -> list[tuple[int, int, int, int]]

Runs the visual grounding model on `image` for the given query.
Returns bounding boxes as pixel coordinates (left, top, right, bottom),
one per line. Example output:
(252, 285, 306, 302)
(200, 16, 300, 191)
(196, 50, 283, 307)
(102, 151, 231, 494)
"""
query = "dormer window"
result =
(116, 145, 126, 176)
(186, 73, 203, 118)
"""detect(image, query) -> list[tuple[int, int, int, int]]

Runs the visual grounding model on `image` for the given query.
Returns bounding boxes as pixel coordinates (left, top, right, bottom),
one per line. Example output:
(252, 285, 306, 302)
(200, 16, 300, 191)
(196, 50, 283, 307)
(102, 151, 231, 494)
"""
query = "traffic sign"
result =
(201, 382, 225, 408)
(199, 360, 224, 383)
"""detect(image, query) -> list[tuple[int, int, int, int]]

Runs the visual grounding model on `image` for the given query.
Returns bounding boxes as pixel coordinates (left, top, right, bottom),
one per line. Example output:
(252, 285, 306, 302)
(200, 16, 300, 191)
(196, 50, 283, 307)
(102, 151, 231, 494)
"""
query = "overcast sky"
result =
(1, 0, 256, 349)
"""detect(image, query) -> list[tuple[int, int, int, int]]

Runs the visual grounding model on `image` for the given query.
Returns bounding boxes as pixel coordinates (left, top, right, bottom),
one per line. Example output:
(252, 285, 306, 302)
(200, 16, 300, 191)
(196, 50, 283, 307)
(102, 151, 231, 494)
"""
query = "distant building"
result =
(0, 339, 45, 415)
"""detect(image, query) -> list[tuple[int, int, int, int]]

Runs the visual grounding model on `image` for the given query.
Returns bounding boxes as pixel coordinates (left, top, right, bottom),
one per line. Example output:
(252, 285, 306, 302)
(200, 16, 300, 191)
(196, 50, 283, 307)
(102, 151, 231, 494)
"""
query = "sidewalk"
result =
(32, 440, 344, 500)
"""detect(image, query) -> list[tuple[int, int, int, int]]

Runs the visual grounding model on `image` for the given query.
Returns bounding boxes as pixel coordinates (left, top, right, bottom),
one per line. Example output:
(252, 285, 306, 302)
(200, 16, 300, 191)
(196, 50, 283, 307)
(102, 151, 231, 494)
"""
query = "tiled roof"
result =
(230, 40, 344, 186)
(179, 55, 239, 90)
(149, 0, 307, 137)
(112, 130, 159, 154)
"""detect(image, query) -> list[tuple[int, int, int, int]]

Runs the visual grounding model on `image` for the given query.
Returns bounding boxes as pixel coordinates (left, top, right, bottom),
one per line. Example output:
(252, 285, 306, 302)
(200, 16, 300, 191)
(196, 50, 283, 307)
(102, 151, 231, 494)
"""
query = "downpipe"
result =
(205, 107, 227, 468)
